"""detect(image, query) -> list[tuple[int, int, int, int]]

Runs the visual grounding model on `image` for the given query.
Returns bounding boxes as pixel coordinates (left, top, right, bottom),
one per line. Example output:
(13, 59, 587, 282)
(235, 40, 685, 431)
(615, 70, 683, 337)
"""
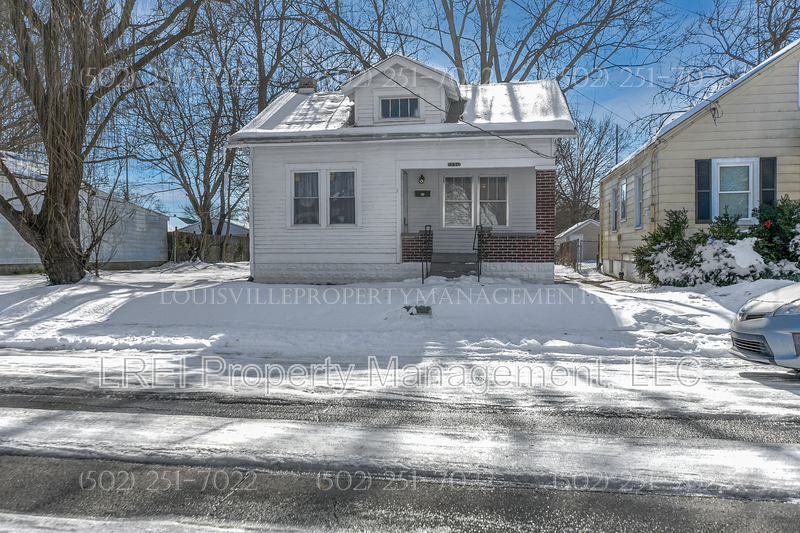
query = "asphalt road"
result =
(1, 386, 799, 444)
(1, 455, 800, 532)
(1, 387, 800, 531)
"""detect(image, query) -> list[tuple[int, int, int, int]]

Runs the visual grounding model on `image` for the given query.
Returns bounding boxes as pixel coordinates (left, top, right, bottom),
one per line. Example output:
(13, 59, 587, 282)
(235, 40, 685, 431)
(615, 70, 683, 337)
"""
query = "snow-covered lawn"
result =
(0, 262, 798, 417)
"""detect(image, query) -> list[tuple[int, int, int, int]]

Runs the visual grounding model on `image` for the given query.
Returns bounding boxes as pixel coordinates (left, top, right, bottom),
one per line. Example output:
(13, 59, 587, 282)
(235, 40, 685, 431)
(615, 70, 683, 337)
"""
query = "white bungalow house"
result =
(0, 151, 168, 273)
(227, 55, 577, 283)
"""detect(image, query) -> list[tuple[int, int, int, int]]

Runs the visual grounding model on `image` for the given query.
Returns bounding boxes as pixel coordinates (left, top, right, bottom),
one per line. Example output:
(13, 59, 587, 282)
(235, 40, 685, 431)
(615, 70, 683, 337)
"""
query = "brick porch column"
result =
(534, 169, 556, 262)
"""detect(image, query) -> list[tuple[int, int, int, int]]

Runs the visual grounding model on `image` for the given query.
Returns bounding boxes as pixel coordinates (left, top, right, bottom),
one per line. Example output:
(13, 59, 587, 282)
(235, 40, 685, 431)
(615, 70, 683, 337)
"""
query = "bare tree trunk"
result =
(0, 0, 204, 284)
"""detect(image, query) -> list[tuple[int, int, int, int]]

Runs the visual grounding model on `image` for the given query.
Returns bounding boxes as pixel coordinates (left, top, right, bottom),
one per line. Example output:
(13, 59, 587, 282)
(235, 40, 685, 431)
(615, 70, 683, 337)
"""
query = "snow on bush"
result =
(689, 237, 767, 286)
(646, 237, 768, 286)
(648, 244, 691, 286)
(789, 223, 800, 255)
(634, 205, 800, 287)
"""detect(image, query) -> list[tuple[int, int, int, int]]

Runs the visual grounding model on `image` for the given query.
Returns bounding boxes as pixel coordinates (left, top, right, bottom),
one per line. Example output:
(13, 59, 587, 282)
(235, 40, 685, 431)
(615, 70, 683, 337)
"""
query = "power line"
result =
(659, 0, 706, 17)
(570, 88, 634, 125)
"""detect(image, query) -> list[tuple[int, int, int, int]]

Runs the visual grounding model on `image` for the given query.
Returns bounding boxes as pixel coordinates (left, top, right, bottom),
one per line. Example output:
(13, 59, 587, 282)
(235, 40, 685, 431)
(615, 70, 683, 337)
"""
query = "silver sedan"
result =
(730, 283, 800, 369)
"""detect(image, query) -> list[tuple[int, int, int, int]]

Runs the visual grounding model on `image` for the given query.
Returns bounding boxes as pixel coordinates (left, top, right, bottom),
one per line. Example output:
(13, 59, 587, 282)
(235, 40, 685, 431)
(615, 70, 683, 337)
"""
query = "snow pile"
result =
(649, 244, 690, 285)
(691, 237, 767, 285)
(649, 237, 799, 287)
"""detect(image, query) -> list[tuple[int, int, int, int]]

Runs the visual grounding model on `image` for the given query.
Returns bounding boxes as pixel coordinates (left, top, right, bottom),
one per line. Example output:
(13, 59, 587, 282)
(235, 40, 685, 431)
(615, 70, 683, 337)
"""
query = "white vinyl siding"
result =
(0, 174, 168, 266)
(346, 60, 447, 126)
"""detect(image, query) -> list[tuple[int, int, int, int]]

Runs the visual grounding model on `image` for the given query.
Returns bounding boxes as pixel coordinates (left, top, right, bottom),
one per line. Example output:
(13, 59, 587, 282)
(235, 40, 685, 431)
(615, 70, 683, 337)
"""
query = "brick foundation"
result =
(477, 169, 556, 263)
(402, 231, 433, 262)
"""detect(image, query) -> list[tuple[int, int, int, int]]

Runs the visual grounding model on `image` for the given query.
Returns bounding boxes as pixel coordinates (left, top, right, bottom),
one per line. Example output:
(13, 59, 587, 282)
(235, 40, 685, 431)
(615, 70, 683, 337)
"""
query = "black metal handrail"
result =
(421, 225, 432, 284)
(473, 224, 484, 282)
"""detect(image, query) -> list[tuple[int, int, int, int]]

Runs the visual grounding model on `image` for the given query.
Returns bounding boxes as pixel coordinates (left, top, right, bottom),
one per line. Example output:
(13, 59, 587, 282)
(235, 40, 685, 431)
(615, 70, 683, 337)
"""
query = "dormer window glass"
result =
(380, 97, 419, 119)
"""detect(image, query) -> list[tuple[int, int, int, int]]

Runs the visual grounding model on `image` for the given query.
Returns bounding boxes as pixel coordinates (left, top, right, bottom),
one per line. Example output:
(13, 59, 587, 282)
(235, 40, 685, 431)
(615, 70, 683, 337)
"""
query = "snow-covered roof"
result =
(555, 219, 599, 240)
(178, 218, 249, 233)
(228, 80, 576, 146)
(240, 92, 355, 134)
(0, 151, 48, 180)
(459, 81, 574, 126)
(603, 37, 800, 181)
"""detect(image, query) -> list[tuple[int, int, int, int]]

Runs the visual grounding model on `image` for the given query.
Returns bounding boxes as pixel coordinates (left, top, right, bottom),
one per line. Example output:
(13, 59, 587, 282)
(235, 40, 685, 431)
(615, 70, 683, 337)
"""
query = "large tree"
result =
(0, 0, 204, 284)
(133, 7, 250, 240)
(555, 110, 630, 232)
(425, 0, 677, 87)
(645, 0, 800, 131)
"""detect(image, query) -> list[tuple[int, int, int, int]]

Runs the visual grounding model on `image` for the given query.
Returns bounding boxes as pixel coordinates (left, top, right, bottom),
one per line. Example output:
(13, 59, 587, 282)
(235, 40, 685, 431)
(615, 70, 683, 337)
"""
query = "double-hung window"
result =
(380, 97, 419, 119)
(291, 168, 359, 227)
(479, 176, 507, 226)
(619, 179, 627, 222)
(293, 172, 319, 225)
(713, 159, 758, 221)
(444, 177, 472, 226)
(329, 171, 356, 224)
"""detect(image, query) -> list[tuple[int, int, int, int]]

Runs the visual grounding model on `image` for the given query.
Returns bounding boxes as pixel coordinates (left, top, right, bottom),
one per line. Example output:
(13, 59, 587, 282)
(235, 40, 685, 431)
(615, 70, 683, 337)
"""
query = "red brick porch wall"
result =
(402, 232, 433, 262)
(479, 169, 556, 263)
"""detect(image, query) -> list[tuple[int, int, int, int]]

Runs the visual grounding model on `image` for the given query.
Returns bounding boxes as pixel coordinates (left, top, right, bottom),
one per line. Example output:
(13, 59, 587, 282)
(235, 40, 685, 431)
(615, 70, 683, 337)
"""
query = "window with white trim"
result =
(380, 97, 419, 119)
(329, 171, 356, 224)
(619, 179, 627, 222)
(291, 167, 359, 227)
(293, 172, 319, 225)
(712, 158, 758, 222)
(479, 176, 507, 226)
(444, 176, 472, 226)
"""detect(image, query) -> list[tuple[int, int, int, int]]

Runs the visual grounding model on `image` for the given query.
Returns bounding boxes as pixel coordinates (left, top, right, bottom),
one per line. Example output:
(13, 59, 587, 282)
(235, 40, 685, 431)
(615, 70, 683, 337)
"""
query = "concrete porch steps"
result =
(429, 253, 478, 278)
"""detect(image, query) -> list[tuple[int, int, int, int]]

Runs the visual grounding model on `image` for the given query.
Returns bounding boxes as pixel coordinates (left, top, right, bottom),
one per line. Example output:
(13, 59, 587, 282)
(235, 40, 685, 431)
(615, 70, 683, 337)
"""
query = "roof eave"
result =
(227, 127, 578, 147)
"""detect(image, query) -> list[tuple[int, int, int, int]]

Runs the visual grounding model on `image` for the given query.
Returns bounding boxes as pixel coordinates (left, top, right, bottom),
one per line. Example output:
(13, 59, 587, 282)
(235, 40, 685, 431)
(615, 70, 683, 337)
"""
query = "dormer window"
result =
(380, 97, 419, 119)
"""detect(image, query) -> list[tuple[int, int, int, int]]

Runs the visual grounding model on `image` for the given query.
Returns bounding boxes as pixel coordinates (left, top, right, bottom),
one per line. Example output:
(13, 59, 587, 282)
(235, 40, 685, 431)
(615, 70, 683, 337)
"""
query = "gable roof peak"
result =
(340, 55, 461, 102)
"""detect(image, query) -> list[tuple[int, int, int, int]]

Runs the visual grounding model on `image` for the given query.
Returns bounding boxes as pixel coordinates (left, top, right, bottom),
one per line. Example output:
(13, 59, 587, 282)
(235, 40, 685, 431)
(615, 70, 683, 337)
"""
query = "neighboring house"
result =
(599, 39, 800, 281)
(178, 218, 249, 236)
(555, 219, 600, 262)
(227, 55, 577, 283)
(0, 152, 169, 273)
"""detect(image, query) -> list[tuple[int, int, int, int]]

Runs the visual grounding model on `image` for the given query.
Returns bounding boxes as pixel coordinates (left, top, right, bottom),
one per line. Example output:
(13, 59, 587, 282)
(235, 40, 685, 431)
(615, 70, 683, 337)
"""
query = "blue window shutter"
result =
(760, 157, 777, 206)
(695, 159, 712, 223)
